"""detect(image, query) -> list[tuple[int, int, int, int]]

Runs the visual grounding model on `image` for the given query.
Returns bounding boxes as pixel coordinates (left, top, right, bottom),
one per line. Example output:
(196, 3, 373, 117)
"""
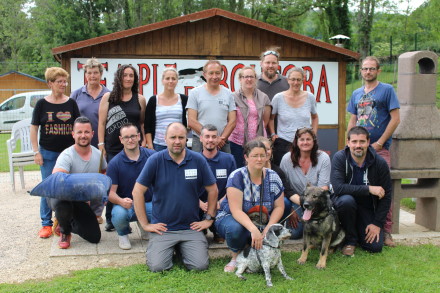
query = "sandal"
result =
(224, 260, 237, 273)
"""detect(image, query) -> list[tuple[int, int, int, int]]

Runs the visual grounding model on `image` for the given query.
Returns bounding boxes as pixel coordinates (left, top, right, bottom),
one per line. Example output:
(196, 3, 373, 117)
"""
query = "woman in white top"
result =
(269, 67, 319, 166)
(144, 67, 188, 151)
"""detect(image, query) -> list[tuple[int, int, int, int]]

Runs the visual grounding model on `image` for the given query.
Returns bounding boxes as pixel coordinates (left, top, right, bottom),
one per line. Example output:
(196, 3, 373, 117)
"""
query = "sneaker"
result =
(96, 216, 104, 224)
(118, 235, 131, 250)
(58, 233, 72, 249)
(342, 245, 355, 257)
(384, 232, 396, 247)
(105, 222, 115, 232)
(52, 219, 60, 237)
(39, 226, 53, 238)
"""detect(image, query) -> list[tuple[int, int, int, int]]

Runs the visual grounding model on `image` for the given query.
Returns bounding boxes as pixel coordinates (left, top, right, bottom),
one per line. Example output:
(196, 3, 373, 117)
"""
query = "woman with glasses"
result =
(269, 67, 318, 166)
(229, 66, 271, 167)
(31, 67, 80, 239)
(144, 67, 188, 151)
(215, 139, 285, 273)
(279, 127, 331, 238)
(98, 64, 146, 231)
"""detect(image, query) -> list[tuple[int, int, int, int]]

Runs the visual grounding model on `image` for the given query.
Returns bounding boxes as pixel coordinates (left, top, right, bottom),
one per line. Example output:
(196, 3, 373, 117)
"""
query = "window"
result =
(0, 96, 25, 111)
(30, 95, 45, 108)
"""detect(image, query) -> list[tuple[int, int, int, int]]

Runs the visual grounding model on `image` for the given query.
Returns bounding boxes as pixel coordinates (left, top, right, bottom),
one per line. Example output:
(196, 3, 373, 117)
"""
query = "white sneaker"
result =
(118, 235, 131, 250)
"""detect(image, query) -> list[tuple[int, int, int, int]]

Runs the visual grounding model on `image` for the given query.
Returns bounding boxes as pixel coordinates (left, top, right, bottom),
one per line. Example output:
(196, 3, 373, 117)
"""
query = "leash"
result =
(279, 204, 303, 225)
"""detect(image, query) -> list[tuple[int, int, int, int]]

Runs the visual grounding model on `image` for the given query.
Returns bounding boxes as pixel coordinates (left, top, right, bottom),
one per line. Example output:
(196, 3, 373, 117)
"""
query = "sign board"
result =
(71, 59, 339, 124)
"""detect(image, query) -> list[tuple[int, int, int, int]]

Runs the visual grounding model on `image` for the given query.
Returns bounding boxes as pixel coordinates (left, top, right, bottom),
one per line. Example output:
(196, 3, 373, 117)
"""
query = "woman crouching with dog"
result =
(279, 127, 331, 238)
(215, 139, 285, 273)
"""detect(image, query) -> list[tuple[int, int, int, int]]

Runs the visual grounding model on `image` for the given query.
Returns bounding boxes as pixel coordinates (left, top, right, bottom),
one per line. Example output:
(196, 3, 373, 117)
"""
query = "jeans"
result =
(112, 202, 152, 236)
(283, 197, 304, 240)
(332, 194, 384, 252)
(39, 147, 61, 227)
(153, 143, 167, 151)
(215, 214, 251, 253)
(229, 141, 245, 168)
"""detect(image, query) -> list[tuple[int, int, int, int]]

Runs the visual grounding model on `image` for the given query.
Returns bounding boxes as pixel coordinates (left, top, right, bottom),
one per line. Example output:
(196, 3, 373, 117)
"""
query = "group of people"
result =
(30, 49, 400, 272)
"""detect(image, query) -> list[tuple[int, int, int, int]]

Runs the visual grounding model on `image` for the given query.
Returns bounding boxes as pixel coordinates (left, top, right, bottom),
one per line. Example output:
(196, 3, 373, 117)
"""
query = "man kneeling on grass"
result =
(132, 122, 218, 271)
(331, 126, 392, 256)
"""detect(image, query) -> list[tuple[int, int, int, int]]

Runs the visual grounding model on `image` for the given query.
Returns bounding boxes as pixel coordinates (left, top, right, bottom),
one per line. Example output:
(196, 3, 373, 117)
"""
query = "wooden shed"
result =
(0, 71, 47, 103)
(52, 8, 360, 153)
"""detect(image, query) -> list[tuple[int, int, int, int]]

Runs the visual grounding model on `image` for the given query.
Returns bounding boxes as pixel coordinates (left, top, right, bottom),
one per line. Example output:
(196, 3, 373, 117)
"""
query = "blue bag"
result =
(30, 172, 111, 202)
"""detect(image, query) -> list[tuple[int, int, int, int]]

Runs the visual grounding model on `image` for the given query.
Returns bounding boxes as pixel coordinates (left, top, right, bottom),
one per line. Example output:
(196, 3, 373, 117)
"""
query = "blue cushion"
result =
(30, 172, 111, 202)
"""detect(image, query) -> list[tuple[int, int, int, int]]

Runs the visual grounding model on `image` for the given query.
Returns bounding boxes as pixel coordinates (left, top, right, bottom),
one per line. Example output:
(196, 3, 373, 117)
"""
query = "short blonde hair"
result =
(45, 67, 69, 83)
(238, 66, 257, 78)
(84, 57, 104, 74)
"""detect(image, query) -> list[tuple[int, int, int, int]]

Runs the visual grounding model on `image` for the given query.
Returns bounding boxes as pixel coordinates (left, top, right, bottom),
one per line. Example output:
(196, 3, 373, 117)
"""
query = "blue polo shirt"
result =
(107, 147, 156, 202)
(136, 148, 216, 231)
(199, 151, 236, 201)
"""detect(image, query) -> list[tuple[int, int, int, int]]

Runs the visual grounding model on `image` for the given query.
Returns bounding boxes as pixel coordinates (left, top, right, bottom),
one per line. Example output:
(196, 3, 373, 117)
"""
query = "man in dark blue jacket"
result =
(331, 126, 391, 256)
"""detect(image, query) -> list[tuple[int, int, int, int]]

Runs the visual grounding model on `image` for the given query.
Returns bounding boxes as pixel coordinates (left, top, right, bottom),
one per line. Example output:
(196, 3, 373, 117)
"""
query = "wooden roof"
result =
(52, 8, 359, 61)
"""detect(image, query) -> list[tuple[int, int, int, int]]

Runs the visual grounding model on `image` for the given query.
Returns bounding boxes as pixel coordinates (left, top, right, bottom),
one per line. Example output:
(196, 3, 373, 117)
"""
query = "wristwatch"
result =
(204, 214, 215, 221)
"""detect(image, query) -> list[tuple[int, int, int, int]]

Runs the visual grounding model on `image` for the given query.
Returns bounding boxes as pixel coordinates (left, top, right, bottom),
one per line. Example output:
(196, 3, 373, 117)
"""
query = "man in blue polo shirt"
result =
(106, 123, 156, 250)
(133, 122, 218, 272)
(199, 124, 236, 243)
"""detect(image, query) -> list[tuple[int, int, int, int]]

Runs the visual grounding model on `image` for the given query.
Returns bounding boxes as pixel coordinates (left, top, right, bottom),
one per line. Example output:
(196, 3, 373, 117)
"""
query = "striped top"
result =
(153, 97, 183, 146)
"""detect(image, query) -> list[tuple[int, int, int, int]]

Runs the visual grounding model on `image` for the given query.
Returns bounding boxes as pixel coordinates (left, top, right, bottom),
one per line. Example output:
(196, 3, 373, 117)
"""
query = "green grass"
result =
(1, 245, 439, 292)
(0, 133, 39, 172)
(401, 198, 417, 210)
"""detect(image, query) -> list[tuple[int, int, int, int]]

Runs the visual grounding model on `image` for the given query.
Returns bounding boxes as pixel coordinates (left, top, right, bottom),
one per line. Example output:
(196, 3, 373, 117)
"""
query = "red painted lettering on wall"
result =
(316, 65, 331, 103)
(302, 66, 314, 94)
(138, 64, 150, 96)
(230, 64, 244, 92)
(220, 65, 229, 88)
(152, 64, 159, 95)
(184, 86, 194, 96)
(282, 65, 294, 76)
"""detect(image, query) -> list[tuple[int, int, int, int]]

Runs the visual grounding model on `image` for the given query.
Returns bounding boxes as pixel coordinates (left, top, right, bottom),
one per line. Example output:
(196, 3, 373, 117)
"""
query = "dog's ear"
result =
(265, 224, 281, 247)
(325, 190, 333, 208)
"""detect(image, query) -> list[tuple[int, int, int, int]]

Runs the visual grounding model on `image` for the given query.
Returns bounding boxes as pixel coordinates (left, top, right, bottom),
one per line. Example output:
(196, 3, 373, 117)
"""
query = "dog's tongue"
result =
(303, 209, 313, 221)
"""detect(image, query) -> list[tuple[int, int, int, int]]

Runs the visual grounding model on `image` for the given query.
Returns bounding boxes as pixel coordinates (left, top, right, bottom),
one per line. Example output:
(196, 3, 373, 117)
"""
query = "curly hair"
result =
(290, 128, 319, 167)
(109, 64, 139, 104)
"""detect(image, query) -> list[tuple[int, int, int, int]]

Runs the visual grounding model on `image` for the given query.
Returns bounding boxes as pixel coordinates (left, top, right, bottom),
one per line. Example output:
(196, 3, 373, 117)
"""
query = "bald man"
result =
(133, 122, 218, 272)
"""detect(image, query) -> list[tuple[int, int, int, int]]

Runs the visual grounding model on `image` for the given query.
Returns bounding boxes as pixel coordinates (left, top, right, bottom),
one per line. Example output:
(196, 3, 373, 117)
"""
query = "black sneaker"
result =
(105, 222, 115, 232)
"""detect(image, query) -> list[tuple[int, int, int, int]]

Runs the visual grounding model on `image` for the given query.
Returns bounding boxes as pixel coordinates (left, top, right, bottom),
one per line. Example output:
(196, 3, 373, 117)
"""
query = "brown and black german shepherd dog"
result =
(297, 185, 345, 269)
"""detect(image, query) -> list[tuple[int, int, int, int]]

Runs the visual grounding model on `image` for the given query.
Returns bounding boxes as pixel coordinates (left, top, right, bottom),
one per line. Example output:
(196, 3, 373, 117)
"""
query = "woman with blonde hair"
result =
(144, 67, 188, 151)
(229, 66, 271, 167)
(31, 67, 80, 238)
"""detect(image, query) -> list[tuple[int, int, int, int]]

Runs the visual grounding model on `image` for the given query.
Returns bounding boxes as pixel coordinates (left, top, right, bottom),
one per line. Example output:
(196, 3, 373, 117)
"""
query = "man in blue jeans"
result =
(106, 123, 156, 250)
(330, 126, 392, 256)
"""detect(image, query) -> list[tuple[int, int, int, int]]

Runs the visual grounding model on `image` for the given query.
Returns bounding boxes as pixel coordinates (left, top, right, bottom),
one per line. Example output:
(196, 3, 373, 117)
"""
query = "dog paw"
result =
(285, 276, 293, 280)
(297, 258, 306, 265)
(266, 282, 273, 287)
(316, 263, 326, 269)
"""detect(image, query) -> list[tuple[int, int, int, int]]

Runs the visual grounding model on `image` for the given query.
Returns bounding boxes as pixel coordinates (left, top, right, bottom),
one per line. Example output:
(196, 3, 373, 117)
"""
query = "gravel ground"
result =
(0, 173, 145, 284)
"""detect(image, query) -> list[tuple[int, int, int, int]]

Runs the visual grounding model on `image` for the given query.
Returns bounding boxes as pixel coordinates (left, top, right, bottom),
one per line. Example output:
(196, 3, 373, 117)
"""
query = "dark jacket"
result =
(330, 145, 391, 228)
(144, 94, 188, 141)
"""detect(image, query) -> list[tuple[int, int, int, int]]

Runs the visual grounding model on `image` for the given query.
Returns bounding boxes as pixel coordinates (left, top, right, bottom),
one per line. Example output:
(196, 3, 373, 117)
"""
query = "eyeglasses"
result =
(121, 134, 138, 141)
(288, 78, 303, 82)
(263, 50, 279, 57)
(361, 67, 377, 72)
(53, 80, 68, 85)
(240, 75, 256, 79)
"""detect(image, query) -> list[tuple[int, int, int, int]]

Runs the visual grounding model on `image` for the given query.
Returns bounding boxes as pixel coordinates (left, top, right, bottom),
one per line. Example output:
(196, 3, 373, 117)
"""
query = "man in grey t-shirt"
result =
(186, 60, 236, 153)
(48, 117, 107, 249)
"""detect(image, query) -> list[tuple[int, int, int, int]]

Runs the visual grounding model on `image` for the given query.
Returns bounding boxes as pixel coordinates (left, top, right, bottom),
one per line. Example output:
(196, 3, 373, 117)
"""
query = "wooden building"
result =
(0, 71, 47, 103)
(52, 8, 359, 152)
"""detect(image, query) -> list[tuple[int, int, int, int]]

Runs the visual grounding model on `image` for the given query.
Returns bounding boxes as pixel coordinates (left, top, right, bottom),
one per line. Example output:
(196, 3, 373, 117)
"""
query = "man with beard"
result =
(187, 60, 236, 153)
(330, 126, 391, 256)
(199, 124, 236, 243)
(106, 123, 156, 250)
(347, 56, 400, 247)
(133, 122, 218, 272)
(257, 47, 289, 101)
(48, 116, 107, 249)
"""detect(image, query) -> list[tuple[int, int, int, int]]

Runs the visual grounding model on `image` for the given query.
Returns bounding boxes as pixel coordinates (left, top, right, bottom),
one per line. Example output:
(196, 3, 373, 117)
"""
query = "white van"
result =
(0, 90, 51, 131)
